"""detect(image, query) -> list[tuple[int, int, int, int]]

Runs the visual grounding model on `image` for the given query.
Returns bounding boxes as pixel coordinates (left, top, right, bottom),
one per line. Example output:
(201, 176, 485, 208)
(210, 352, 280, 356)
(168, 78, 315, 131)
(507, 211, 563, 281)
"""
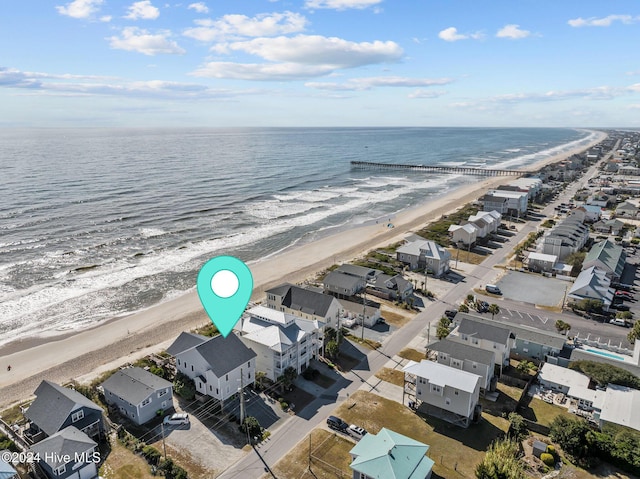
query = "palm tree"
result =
(488, 303, 500, 320)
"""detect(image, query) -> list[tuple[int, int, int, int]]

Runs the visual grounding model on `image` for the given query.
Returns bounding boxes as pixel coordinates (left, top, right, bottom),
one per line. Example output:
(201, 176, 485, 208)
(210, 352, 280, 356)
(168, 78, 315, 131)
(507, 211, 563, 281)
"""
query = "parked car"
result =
(348, 424, 367, 437)
(444, 310, 457, 319)
(327, 416, 348, 431)
(485, 284, 501, 294)
(611, 303, 630, 312)
(164, 413, 189, 425)
(476, 301, 489, 313)
(609, 318, 629, 327)
(615, 291, 634, 300)
(612, 283, 634, 292)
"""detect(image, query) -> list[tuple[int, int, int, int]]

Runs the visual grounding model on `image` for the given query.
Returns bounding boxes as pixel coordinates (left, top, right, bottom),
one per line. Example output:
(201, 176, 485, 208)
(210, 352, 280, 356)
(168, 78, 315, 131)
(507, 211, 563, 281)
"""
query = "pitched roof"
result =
(583, 240, 625, 277)
(349, 427, 434, 479)
(100, 367, 173, 405)
(455, 314, 513, 344)
(323, 271, 364, 290)
(30, 426, 96, 469)
(266, 283, 336, 317)
(166, 331, 208, 356)
(403, 360, 481, 393)
(335, 264, 379, 278)
(25, 381, 102, 437)
(428, 339, 495, 365)
(191, 333, 257, 377)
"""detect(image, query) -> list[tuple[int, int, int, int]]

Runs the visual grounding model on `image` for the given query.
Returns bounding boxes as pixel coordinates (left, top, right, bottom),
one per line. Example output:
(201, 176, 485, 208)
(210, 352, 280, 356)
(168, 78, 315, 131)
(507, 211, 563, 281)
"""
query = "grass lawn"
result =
(398, 347, 425, 362)
(381, 307, 412, 328)
(334, 391, 507, 478)
(446, 248, 487, 265)
(99, 440, 155, 479)
(375, 367, 405, 387)
(271, 429, 354, 479)
(519, 396, 574, 427)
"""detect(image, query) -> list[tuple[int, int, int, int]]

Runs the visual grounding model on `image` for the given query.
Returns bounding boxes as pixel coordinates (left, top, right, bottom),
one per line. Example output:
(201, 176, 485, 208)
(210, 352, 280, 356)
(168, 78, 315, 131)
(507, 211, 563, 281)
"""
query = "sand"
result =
(0, 130, 607, 408)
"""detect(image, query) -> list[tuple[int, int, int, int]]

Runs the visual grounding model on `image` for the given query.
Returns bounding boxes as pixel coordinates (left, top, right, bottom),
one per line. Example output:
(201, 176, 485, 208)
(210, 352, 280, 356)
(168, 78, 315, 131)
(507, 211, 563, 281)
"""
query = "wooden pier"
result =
(351, 160, 535, 176)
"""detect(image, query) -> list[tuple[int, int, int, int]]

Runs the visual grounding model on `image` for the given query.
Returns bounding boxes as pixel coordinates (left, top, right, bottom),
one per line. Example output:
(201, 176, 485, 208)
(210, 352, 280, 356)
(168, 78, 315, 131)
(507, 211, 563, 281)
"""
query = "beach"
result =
(0, 130, 607, 409)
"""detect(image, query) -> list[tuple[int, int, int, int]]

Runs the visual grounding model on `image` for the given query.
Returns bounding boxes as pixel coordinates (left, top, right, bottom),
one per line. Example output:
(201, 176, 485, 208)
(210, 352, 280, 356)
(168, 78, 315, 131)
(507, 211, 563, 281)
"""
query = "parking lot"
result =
(495, 271, 568, 307)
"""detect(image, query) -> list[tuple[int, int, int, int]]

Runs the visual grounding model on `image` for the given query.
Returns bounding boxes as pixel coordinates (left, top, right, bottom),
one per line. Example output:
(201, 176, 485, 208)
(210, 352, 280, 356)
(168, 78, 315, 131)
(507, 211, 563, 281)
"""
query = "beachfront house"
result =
(448, 223, 478, 247)
(450, 314, 514, 373)
(100, 367, 173, 426)
(322, 270, 365, 298)
(334, 264, 381, 282)
(168, 332, 256, 404)
(24, 381, 105, 444)
(349, 427, 434, 479)
(30, 427, 98, 479)
(567, 266, 614, 310)
(582, 240, 626, 281)
(483, 190, 528, 217)
(403, 360, 481, 428)
(396, 238, 451, 276)
(468, 210, 501, 235)
(235, 305, 322, 381)
(368, 274, 413, 301)
(265, 283, 341, 329)
(427, 338, 495, 393)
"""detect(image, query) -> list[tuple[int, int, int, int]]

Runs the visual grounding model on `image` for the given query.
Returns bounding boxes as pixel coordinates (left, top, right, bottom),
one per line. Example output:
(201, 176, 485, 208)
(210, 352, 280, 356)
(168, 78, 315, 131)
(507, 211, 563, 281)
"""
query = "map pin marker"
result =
(196, 255, 253, 338)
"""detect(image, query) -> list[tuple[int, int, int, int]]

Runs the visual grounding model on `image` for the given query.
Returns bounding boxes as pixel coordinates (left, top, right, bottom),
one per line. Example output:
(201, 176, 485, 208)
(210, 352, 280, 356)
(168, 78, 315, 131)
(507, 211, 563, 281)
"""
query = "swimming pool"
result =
(584, 348, 625, 361)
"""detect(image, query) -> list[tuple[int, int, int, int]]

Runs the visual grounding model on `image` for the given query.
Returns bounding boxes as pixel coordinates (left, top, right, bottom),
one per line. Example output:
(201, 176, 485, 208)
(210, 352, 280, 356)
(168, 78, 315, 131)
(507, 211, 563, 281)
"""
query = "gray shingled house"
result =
(24, 381, 104, 444)
(427, 339, 496, 393)
(30, 426, 98, 479)
(100, 367, 173, 425)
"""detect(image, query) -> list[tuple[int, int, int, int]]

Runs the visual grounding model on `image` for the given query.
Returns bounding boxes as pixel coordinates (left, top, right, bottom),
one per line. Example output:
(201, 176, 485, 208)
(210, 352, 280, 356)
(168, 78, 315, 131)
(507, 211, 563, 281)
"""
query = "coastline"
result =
(0, 130, 607, 407)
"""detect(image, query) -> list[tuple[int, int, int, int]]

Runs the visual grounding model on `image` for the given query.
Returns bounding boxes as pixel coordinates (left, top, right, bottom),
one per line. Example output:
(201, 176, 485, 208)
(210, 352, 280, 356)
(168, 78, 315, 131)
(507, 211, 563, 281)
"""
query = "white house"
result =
(526, 252, 558, 273)
(574, 205, 603, 223)
(403, 360, 481, 428)
(396, 238, 451, 276)
(265, 283, 341, 329)
(338, 298, 381, 328)
(427, 339, 495, 393)
(168, 332, 257, 403)
(484, 190, 528, 216)
(448, 223, 478, 246)
(468, 210, 501, 234)
(538, 363, 589, 395)
(235, 306, 323, 381)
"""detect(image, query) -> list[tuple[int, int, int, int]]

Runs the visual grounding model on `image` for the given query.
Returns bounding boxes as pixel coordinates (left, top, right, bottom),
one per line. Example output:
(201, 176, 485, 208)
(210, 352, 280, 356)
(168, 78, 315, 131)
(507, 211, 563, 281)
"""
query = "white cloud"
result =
(217, 35, 403, 67)
(304, 0, 382, 10)
(188, 2, 209, 14)
(0, 67, 257, 100)
(125, 1, 160, 20)
(109, 27, 185, 55)
(56, 0, 104, 19)
(184, 11, 307, 41)
(438, 27, 484, 42)
(496, 24, 532, 39)
(568, 14, 639, 27)
(193, 35, 403, 80)
(408, 89, 447, 99)
(306, 76, 452, 91)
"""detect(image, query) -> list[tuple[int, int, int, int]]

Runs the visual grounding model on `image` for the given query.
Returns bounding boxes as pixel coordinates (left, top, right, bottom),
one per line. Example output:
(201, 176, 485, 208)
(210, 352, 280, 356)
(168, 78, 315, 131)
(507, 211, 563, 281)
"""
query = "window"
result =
(209, 385, 212, 392)
(461, 334, 468, 341)
(158, 389, 167, 397)
(247, 361, 251, 367)
(472, 338, 479, 345)
(454, 390, 459, 396)
(54, 465, 66, 476)
(191, 365, 194, 372)
(472, 362, 477, 369)
(177, 359, 181, 366)
(430, 384, 442, 394)
(141, 398, 151, 407)
(493, 344, 497, 349)
(445, 397, 451, 405)
(216, 388, 219, 395)
(523, 348, 529, 353)
(71, 410, 84, 422)
(226, 374, 229, 381)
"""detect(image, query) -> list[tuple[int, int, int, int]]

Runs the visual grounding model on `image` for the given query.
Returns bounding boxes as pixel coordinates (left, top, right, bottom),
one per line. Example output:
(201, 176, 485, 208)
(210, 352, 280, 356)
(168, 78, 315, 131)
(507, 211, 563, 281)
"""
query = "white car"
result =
(348, 424, 367, 437)
(163, 413, 189, 425)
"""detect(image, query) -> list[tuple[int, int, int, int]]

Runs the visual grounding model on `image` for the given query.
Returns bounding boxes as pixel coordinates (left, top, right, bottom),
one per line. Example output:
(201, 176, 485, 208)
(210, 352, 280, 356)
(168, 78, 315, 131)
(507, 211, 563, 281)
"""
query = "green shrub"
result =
(142, 445, 162, 465)
(540, 453, 555, 466)
(546, 445, 556, 456)
(173, 372, 196, 399)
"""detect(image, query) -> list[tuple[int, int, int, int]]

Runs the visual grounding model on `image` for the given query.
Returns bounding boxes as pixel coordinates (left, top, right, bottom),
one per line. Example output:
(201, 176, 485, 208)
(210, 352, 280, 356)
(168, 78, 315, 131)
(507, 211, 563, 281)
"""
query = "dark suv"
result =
(327, 415, 348, 431)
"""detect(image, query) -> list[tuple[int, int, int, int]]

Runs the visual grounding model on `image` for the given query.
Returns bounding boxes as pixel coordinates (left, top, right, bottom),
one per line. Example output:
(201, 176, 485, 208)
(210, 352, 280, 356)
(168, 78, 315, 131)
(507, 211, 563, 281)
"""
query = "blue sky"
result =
(1, 0, 640, 127)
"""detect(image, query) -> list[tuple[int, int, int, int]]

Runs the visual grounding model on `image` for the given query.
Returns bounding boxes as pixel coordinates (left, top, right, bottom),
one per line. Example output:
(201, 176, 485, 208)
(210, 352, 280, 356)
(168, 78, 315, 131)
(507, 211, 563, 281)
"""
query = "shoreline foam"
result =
(0, 130, 607, 407)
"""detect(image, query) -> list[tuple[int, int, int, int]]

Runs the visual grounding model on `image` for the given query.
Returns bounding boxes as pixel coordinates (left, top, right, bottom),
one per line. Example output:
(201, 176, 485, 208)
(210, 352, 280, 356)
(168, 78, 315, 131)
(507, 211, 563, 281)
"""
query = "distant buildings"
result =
(265, 283, 341, 329)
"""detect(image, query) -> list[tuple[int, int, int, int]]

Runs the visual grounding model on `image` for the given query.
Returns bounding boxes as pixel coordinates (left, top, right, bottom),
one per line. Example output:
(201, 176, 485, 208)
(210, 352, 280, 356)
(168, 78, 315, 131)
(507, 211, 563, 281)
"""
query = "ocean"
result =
(0, 127, 597, 347)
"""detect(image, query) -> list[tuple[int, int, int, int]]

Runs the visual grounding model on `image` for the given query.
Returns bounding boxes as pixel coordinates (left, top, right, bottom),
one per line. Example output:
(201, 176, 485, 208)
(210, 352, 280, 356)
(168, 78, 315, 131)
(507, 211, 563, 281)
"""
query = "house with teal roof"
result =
(349, 427, 434, 479)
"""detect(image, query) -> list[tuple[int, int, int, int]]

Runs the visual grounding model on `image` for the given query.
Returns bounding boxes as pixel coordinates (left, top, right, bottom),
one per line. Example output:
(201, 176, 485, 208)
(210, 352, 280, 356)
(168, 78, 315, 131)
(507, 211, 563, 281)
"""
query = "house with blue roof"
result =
(349, 427, 434, 479)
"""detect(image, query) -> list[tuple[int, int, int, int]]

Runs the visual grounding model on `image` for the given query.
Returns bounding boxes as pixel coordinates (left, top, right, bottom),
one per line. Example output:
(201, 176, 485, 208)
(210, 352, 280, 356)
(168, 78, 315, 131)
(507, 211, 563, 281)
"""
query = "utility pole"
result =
(161, 422, 167, 460)
(239, 367, 245, 425)
(361, 288, 366, 341)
